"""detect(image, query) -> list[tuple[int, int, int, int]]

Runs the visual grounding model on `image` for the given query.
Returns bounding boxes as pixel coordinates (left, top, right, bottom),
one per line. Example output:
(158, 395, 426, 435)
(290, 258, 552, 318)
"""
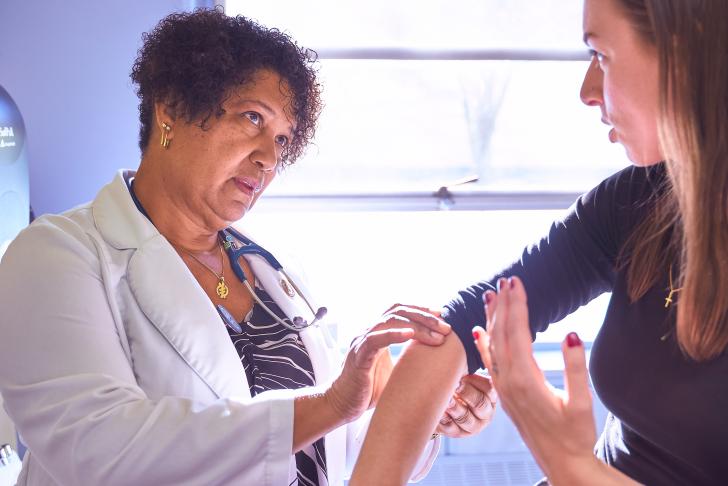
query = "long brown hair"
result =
(618, 0, 728, 361)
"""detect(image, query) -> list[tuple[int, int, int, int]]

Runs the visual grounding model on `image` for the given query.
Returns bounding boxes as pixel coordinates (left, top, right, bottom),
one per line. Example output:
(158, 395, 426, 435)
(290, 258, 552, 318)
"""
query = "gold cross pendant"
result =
(664, 290, 676, 308)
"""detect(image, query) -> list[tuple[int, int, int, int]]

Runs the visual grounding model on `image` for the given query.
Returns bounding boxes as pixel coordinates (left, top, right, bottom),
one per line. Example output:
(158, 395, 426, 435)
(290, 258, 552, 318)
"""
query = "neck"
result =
(133, 159, 221, 254)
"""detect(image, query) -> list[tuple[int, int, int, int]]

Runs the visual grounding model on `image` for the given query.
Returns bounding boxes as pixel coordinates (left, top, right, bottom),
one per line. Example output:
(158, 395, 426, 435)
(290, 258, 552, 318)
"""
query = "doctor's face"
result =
(165, 69, 295, 227)
(580, 0, 663, 166)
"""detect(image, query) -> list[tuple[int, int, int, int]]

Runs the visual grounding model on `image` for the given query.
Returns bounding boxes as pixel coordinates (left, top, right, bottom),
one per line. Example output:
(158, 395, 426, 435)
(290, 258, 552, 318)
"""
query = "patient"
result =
(350, 0, 728, 484)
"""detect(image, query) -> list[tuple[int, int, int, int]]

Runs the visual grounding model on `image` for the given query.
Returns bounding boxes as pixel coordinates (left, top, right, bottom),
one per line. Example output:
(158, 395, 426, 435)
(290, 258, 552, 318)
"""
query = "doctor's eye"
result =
(243, 112, 261, 126)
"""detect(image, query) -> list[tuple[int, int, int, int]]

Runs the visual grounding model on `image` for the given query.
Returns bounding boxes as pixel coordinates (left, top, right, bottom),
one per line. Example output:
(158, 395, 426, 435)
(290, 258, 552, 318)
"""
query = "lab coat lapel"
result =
(127, 236, 250, 400)
(93, 170, 249, 400)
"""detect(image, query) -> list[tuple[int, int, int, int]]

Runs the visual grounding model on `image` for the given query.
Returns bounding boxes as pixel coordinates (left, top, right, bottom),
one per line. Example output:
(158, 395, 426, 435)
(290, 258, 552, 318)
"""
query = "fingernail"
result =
(509, 277, 515, 289)
(484, 291, 493, 305)
(566, 332, 582, 348)
(430, 330, 444, 340)
(498, 278, 507, 291)
(448, 398, 456, 409)
(472, 329, 480, 340)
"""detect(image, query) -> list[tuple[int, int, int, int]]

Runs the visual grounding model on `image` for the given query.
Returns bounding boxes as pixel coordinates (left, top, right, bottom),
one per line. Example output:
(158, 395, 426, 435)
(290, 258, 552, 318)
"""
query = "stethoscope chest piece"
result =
(280, 278, 296, 298)
(217, 304, 243, 334)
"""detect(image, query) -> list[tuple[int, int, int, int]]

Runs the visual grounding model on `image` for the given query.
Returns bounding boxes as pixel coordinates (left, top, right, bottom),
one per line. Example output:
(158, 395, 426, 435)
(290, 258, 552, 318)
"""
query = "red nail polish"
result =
(498, 278, 507, 291)
(566, 332, 582, 348)
(509, 277, 515, 289)
(472, 329, 480, 340)
(484, 292, 493, 305)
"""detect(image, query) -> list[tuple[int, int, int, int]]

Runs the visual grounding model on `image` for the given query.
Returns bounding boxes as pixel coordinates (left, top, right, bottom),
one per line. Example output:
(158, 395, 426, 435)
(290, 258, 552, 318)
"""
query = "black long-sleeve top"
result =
(442, 164, 728, 485)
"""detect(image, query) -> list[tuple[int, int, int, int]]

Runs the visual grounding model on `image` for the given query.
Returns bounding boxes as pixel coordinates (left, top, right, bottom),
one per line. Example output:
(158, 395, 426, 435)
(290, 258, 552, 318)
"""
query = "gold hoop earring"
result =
(160, 122, 171, 148)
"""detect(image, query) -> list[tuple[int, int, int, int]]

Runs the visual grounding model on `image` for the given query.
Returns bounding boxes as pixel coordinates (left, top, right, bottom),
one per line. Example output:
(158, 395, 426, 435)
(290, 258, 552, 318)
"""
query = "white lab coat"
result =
(0, 170, 438, 486)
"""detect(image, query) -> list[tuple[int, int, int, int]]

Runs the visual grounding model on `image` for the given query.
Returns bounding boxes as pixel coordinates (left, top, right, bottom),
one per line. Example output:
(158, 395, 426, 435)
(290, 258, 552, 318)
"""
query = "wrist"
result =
(546, 454, 604, 486)
(324, 381, 361, 424)
(292, 387, 350, 453)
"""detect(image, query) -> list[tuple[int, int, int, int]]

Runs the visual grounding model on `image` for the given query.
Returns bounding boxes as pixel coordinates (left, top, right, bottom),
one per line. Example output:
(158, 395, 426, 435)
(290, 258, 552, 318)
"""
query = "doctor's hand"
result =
(326, 304, 451, 423)
(436, 372, 497, 438)
(471, 277, 624, 485)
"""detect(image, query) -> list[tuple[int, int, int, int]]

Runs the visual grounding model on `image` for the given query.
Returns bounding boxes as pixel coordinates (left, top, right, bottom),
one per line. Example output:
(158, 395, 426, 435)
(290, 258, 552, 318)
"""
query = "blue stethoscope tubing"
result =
(222, 227, 327, 331)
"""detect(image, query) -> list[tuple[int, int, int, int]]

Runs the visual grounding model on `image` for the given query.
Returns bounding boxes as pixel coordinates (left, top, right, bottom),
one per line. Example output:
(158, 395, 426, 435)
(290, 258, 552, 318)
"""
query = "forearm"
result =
(549, 456, 643, 486)
(293, 389, 348, 453)
(349, 333, 467, 486)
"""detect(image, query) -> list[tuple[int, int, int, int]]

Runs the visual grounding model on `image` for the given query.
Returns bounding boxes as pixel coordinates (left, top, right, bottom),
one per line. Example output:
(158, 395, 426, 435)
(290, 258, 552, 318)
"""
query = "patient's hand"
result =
(436, 372, 497, 438)
(473, 277, 603, 484)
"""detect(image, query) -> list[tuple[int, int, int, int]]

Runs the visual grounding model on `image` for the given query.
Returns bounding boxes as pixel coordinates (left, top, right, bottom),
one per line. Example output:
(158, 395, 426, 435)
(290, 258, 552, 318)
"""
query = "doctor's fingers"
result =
(382, 303, 443, 319)
(374, 311, 451, 346)
(352, 328, 415, 369)
(383, 307, 451, 335)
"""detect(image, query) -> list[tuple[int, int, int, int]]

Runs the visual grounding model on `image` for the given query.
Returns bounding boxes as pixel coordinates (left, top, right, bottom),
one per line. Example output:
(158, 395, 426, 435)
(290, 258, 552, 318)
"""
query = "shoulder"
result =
(583, 163, 666, 210)
(0, 205, 100, 278)
(573, 163, 665, 229)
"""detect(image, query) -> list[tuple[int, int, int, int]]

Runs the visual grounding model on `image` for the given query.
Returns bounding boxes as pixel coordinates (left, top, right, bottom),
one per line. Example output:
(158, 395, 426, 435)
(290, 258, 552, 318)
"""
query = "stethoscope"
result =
(127, 178, 327, 335)
(218, 226, 328, 333)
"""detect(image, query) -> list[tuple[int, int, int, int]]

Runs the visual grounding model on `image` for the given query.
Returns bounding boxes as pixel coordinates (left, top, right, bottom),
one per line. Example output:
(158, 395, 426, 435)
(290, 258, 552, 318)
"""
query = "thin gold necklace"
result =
(181, 242, 230, 299)
(664, 266, 681, 308)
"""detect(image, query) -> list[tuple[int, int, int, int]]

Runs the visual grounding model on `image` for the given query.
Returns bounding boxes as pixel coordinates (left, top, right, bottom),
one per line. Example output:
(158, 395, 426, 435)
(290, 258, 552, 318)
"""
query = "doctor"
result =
(0, 9, 495, 486)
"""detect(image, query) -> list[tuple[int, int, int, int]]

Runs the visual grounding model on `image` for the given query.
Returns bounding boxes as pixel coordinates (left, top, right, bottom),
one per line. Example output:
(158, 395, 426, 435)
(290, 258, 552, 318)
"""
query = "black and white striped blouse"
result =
(224, 284, 328, 486)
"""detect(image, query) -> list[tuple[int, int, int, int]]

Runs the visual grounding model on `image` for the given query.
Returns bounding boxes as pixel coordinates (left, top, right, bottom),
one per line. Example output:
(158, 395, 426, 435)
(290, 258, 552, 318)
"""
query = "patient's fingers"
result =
(457, 374, 497, 420)
(488, 278, 511, 377)
(562, 332, 593, 412)
(443, 396, 477, 431)
(472, 326, 492, 375)
(502, 277, 533, 361)
(484, 290, 497, 334)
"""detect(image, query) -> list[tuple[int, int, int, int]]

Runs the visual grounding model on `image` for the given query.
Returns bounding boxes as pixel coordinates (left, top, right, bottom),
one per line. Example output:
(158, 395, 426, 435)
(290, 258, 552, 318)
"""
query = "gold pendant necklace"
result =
(182, 242, 229, 299)
(216, 278, 229, 299)
(664, 266, 681, 308)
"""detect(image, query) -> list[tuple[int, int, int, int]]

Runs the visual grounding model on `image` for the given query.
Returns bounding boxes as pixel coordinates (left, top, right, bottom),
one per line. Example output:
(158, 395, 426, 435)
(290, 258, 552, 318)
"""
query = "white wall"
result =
(0, 0, 214, 452)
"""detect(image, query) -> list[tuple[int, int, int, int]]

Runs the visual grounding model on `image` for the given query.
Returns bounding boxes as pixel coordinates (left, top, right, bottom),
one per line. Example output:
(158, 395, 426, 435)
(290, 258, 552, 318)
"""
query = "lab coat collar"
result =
(92, 170, 157, 251)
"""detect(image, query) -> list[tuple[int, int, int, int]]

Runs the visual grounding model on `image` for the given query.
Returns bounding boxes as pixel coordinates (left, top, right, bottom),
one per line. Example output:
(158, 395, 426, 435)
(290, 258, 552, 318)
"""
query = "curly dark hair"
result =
(130, 8, 322, 165)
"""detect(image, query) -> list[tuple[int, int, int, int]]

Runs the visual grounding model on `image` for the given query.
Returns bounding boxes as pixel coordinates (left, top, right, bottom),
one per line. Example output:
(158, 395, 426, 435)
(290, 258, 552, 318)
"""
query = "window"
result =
(227, 0, 629, 347)
(227, 2, 620, 481)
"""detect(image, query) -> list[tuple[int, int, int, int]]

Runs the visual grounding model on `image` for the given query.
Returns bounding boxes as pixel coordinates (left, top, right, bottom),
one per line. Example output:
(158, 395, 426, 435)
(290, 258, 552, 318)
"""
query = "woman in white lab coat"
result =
(0, 9, 495, 486)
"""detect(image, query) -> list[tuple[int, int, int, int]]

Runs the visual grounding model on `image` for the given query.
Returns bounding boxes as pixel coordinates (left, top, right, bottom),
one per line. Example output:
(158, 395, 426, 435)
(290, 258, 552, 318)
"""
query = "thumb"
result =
(561, 332, 592, 410)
